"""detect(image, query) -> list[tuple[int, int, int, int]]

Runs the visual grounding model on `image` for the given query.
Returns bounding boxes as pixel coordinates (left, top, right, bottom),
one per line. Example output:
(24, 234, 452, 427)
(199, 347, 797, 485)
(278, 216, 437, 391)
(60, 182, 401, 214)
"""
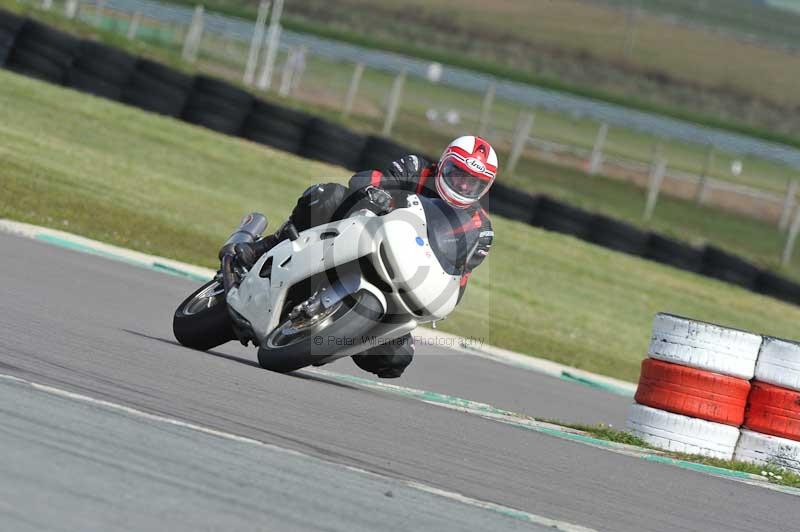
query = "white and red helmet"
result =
(435, 135, 498, 208)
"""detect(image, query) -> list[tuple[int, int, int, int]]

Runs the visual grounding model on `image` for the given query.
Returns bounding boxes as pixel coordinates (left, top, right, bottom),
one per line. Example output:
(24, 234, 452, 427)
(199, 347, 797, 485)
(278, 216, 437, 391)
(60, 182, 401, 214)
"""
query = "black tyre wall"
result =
(182, 91, 253, 136)
(0, 8, 25, 33)
(484, 182, 538, 223)
(588, 214, 650, 256)
(122, 71, 189, 117)
(532, 196, 592, 238)
(136, 58, 194, 89)
(755, 271, 800, 306)
(5, 47, 66, 83)
(242, 101, 313, 153)
(644, 233, 704, 273)
(701, 245, 761, 289)
(0, 24, 20, 66)
(64, 67, 122, 100)
(301, 118, 367, 170)
(358, 135, 411, 171)
(194, 74, 252, 105)
(122, 89, 187, 117)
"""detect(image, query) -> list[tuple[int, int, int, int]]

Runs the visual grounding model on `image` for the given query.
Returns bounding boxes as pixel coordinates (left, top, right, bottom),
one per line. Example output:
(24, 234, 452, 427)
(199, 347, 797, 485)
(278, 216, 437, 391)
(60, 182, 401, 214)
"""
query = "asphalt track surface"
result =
(2, 231, 800, 531)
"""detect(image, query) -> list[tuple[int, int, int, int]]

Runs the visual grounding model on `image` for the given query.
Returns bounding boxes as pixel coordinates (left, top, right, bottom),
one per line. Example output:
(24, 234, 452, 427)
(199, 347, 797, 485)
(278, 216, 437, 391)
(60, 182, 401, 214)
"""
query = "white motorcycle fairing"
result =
(226, 195, 461, 360)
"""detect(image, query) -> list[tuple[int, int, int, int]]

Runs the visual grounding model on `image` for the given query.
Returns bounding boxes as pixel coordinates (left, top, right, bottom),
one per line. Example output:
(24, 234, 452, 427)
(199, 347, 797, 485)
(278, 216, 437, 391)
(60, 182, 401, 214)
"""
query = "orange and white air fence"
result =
(626, 314, 800, 472)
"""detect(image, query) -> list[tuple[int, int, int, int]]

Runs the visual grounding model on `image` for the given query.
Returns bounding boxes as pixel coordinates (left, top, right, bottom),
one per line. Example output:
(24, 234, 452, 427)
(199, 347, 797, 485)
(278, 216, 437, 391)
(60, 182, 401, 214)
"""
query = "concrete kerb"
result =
(0, 219, 635, 396)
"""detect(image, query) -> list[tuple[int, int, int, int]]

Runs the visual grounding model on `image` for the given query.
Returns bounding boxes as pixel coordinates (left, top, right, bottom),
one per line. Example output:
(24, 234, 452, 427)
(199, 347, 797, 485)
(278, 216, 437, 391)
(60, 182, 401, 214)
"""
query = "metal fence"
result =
(26, 0, 800, 241)
(65, 0, 800, 173)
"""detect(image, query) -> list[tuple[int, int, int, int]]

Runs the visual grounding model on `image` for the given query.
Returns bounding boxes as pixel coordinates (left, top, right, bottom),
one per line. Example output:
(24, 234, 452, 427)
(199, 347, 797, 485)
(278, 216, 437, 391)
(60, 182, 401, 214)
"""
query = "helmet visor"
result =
(439, 160, 489, 200)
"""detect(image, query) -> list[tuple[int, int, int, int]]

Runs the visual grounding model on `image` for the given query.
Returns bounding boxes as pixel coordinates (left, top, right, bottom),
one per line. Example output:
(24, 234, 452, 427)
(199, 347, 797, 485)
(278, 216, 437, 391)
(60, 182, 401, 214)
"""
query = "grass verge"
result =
(3, 70, 800, 383)
(547, 420, 800, 488)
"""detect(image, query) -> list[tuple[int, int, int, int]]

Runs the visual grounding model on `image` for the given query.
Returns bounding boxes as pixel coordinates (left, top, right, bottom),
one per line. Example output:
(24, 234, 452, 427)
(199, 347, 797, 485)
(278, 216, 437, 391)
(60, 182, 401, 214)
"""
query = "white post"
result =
(588, 122, 608, 175)
(290, 46, 307, 92)
(779, 179, 799, 231)
(182, 5, 205, 63)
(382, 69, 406, 136)
(694, 144, 715, 204)
(256, 0, 284, 90)
(64, 0, 79, 19)
(342, 62, 364, 118)
(506, 112, 535, 178)
(41, 0, 53, 11)
(478, 82, 496, 138)
(278, 47, 297, 97)
(127, 12, 141, 40)
(783, 206, 800, 266)
(644, 157, 667, 222)
(243, 0, 270, 86)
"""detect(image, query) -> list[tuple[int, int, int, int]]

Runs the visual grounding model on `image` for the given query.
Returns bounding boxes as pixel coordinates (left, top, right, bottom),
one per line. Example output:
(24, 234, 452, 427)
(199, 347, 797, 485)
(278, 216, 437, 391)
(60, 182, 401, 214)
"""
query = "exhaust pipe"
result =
(218, 212, 268, 259)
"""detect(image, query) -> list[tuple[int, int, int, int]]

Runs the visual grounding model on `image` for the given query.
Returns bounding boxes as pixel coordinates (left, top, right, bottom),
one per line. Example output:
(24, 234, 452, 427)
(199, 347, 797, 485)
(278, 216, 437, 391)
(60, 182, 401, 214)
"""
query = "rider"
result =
(235, 135, 497, 378)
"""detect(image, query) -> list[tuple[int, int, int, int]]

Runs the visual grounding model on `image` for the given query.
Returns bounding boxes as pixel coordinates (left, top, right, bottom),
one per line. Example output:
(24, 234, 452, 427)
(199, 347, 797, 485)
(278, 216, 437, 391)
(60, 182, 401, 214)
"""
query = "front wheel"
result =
(258, 290, 384, 373)
(173, 280, 236, 350)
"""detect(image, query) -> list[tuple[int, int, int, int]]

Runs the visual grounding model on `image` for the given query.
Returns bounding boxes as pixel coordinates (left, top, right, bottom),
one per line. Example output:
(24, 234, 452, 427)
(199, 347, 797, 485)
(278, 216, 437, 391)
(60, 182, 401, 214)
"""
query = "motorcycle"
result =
(172, 193, 473, 373)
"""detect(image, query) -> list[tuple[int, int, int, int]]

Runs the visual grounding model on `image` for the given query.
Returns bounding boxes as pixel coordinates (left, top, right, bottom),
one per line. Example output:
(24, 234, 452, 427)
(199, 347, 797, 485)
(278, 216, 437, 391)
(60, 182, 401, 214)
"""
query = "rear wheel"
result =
(173, 280, 236, 350)
(258, 290, 383, 373)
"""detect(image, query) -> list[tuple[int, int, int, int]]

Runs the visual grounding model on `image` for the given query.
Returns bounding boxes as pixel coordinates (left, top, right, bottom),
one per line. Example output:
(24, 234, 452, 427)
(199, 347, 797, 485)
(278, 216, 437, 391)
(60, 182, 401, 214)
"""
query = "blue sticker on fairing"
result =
(415, 236, 425, 246)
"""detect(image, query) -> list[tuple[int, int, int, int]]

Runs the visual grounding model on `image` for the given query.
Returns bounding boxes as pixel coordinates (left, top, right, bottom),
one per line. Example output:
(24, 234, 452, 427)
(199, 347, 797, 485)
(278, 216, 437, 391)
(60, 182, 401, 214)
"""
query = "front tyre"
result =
(173, 280, 236, 350)
(258, 290, 383, 373)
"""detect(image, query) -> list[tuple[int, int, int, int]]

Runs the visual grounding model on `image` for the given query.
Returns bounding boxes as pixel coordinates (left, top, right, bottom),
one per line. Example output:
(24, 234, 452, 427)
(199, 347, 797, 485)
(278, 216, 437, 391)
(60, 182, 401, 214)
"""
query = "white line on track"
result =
(0, 372, 596, 532)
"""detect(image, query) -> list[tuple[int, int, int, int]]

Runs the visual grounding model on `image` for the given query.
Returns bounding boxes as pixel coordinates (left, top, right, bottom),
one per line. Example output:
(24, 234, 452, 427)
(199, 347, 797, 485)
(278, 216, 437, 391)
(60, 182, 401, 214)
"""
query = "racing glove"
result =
(362, 185, 393, 214)
(465, 229, 494, 272)
(384, 154, 423, 178)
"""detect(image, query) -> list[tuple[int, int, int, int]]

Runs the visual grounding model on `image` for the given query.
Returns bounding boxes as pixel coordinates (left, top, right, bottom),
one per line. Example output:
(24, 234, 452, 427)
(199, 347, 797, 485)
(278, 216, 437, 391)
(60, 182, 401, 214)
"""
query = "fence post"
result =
(256, 0, 284, 90)
(278, 47, 297, 97)
(243, 0, 270, 86)
(782, 206, 800, 266)
(644, 157, 667, 222)
(382, 69, 406, 136)
(588, 122, 608, 175)
(779, 179, 799, 231)
(290, 46, 307, 93)
(342, 62, 365, 119)
(694, 144, 715, 204)
(506, 112, 535, 178)
(64, 0, 79, 19)
(478, 81, 496, 138)
(127, 11, 142, 40)
(182, 5, 205, 63)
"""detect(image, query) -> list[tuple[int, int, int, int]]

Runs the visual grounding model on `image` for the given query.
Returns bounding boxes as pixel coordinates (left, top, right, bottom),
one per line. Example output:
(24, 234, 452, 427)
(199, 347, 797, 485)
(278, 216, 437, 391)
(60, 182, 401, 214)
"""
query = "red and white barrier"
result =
(628, 314, 800, 471)
(626, 314, 760, 460)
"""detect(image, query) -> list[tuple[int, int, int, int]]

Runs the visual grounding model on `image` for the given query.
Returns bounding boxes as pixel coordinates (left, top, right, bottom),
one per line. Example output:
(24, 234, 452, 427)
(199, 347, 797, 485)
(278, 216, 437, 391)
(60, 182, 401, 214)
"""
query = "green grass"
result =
(3, 70, 800, 383)
(660, 454, 800, 488)
(542, 421, 650, 447)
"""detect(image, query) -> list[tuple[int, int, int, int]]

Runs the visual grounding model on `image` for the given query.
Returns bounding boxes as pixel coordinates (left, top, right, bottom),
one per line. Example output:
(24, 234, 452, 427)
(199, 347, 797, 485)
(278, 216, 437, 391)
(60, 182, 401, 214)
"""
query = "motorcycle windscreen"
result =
(420, 197, 475, 276)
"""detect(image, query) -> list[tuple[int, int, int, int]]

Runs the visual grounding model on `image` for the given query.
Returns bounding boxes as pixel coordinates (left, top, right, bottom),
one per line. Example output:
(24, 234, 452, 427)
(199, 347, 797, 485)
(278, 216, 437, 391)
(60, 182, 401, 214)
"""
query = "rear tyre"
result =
(258, 291, 383, 374)
(173, 280, 236, 351)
